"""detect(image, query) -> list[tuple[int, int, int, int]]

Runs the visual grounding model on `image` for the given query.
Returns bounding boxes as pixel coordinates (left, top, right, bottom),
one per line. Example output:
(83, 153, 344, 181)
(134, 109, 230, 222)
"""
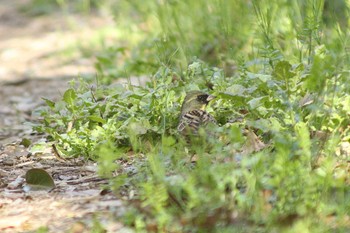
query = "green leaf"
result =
(229, 124, 244, 143)
(217, 92, 245, 102)
(25, 168, 55, 191)
(42, 97, 55, 108)
(96, 55, 111, 65)
(273, 60, 295, 81)
(88, 115, 106, 124)
(29, 142, 50, 155)
(162, 136, 176, 147)
(341, 96, 350, 112)
(247, 72, 272, 82)
(304, 54, 331, 92)
(129, 120, 150, 135)
(63, 88, 77, 106)
(20, 138, 32, 147)
(248, 97, 266, 109)
(295, 122, 311, 159)
(225, 84, 246, 97)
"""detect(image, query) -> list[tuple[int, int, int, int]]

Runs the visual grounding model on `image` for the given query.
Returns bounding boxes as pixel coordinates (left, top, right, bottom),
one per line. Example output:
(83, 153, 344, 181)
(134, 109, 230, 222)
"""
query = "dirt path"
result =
(0, 1, 126, 232)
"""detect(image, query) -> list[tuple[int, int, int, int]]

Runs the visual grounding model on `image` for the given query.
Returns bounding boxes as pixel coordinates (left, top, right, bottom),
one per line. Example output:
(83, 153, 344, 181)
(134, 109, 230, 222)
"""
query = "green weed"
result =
(32, 0, 350, 232)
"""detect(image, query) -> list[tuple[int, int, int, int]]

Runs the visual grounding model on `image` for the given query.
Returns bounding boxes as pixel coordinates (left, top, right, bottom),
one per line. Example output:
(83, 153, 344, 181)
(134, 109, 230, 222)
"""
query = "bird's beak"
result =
(206, 95, 216, 102)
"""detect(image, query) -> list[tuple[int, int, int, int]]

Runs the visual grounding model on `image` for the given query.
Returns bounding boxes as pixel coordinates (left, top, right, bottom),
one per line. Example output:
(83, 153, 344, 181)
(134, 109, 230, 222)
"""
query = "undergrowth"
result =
(31, 0, 349, 232)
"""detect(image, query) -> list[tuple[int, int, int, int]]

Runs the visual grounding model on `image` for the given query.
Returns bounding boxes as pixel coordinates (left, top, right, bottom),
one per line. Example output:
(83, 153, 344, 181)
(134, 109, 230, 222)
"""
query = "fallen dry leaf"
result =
(241, 130, 266, 155)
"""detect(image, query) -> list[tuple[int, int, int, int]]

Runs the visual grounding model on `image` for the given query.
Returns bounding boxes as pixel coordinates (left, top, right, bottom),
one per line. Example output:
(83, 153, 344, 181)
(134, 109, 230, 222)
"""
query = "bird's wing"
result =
(201, 111, 217, 125)
(177, 110, 216, 134)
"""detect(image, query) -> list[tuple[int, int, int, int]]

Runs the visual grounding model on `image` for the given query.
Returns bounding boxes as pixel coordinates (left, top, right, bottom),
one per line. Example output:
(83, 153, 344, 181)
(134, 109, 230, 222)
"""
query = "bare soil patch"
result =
(0, 1, 125, 232)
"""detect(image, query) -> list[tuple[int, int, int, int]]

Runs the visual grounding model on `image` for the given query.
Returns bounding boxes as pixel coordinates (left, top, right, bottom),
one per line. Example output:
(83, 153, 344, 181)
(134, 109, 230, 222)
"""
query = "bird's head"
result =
(180, 91, 215, 115)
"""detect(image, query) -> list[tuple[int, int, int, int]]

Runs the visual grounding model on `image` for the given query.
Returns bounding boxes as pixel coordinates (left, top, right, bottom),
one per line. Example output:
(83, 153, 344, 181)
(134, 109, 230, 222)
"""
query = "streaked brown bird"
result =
(177, 91, 217, 135)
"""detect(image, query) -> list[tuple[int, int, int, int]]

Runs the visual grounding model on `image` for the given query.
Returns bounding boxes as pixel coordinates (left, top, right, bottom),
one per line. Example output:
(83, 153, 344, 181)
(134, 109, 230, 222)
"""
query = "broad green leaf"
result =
(129, 119, 151, 135)
(273, 60, 295, 81)
(256, 74, 272, 82)
(229, 124, 244, 143)
(269, 117, 283, 132)
(25, 168, 55, 191)
(162, 136, 176, 147)
(29, 142, 50, 155)
(341, 96, 350, 112)
(247, 72, 272, 82)
(88, 115, 106, 124)
(225, 84, 246, 97)
(96, 55, 111, 65)
(63, 88, 77, 106)
(248, 97, 266, 109)
(247, 118, 271, 133)
(217, 92, 245, 102)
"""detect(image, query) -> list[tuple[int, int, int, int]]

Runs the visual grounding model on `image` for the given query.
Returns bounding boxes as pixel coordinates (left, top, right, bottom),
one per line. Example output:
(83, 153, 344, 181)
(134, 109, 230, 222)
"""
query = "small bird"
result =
(177, 91, 217, 135)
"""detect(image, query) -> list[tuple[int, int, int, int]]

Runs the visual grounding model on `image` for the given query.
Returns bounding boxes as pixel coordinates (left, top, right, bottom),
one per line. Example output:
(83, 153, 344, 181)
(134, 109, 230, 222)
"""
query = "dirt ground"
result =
(0, 1, 128, 232)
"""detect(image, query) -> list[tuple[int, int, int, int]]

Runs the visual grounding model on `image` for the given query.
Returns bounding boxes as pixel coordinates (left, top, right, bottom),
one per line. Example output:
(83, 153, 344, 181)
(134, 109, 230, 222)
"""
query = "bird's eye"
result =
(197, 95, 208, 102)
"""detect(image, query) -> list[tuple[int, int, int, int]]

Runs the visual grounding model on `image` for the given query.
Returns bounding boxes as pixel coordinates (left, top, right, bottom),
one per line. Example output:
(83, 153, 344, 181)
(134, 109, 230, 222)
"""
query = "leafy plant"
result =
(32, 0, 350, 232)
